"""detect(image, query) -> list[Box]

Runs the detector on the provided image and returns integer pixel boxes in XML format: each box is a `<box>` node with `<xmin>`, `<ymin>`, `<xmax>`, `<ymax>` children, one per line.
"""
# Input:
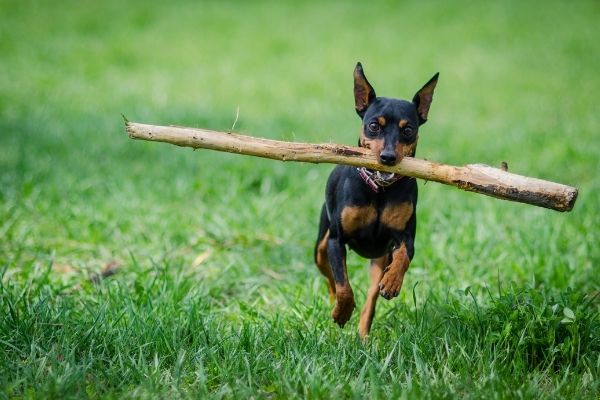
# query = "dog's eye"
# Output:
<box><xmin>404</xmin><ymin>127</ymin><xmax>414</xmax><ymax>135</ymax></box>
<box><xmin>367</xmin><ymin>122</ymin><xmax>381</xmax><ymax>134</ymax></box>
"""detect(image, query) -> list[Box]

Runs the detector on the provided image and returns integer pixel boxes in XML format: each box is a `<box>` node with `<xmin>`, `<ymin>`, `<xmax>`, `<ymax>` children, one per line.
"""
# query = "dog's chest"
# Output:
<box><xmin>339</xmin><ymin>202</ymin><xmax>412</xmax><ymax>258</ymax></box>
<box><xmin>340</xmin><ymin>202</ymin><xmax>413</xmax><ymax>237</ymax></box>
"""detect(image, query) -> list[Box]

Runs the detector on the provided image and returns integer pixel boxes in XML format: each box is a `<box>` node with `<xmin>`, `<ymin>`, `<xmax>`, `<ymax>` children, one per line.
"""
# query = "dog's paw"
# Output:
<box><xmin>331</xmin><ymin>298</ymin><xmax>356</xmax><ymax>327</ymax></box>
<box><xmin>378</xmin><ymin>268</ymin><xmax>404</xmax><ymax>300</ymax></box>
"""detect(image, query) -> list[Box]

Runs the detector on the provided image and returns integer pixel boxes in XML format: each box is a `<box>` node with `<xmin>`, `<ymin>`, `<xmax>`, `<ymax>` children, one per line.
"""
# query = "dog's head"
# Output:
<box><xmin>354</xmin><ymin>62</ymin><xmax>438</xmax><ymax>166</ymax></box>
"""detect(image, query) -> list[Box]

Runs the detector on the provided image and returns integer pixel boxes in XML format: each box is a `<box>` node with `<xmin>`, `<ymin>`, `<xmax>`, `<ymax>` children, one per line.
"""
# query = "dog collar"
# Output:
<box><xmin>357</xmin><ymin>167</ymin><xmax>403</xmax><ymax>193</ymax></box>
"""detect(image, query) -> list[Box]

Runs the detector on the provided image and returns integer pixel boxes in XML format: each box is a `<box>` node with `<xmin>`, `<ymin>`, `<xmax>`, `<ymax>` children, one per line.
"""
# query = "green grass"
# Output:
<box><xmin>1</xmin><ymin>0</ymin><xmax>599</xmax><ymax>398</ymax></box>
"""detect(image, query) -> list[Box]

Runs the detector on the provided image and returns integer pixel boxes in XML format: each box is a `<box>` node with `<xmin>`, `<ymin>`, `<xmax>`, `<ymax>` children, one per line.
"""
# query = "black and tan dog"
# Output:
<box><xmin>314</xmin><ymin>63</ymin><xmax>438</xmax><ymax>338</ymax></box>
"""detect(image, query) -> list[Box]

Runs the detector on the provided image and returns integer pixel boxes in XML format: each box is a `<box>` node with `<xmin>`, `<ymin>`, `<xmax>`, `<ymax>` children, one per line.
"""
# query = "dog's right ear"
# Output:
<box><xmin>354</xmin><ymin>62</ymin><xmax>376</xmax><ymax>118</ymax></box>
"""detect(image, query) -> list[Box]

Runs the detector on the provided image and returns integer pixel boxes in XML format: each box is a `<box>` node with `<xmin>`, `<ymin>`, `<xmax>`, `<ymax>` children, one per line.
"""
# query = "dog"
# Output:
<box><xmin>314</xmin><ymin>62</ymin><xmax>438</xmax><ymax>338</ymax></box>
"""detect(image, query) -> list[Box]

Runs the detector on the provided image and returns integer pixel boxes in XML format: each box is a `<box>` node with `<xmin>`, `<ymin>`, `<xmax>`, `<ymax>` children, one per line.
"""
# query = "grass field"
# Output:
<box><xmin>1</xmin><ymin>0</ymin><xmax>599</xmax><ymax>398</ymax></box>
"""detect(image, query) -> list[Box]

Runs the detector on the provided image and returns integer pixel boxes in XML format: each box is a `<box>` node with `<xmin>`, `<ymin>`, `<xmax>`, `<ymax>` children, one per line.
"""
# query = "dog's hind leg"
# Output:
<box><xmin>314</xmin><ymin>203</ymin><xmax>336</xmax><ymax>301</ymax></box>
<box><xmin>358</xmin><ymin>255</ymin><xmax>386</xmax><ymax>339</ymax></box>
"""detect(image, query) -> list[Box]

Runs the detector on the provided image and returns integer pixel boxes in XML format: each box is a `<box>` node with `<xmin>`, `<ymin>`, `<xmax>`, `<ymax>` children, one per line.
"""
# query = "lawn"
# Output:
<box><xmin>1</xmin><ymin>0</ymin><xmax>599</xmax><ymax>398</ymax></box>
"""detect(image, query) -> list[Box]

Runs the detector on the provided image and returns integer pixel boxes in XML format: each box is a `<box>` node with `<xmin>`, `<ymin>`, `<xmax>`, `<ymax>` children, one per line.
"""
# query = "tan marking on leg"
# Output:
<box><xmin>315</xmin><ymin>230</ymin><xmax>335</xmax><ymax>301</ymax></box>
<box><xmin>379</xmin><ymin>244</ymin><xmax>410</xmax><ymax>299</ymax></box>
<box><xmin>377</xmin><ymin>116</ymin><xmax>386</xmax><ymax>126</ymax></box>
<box><xmin>398</xmin><ymin>119</ymin><xmax>408</xmax><ymax>128</ymax></box>
<box><xmin>380</xmin><ymin>202</ymin><xmax>414</xmax><ymax>231</ymax></box>
<box><xmin>341</xmin><ymin>205</ymin><xmax>377</xmax><ymax>234</ymax></box>
<box><xmin>358</xmin><ymin>256</ymin><xmax>385</xmax><ymax>339</ymax></box>
<box><xmin>332</xmin><ymin>282</ymin><xmax>355</xmax><ymax>327</ymax></box>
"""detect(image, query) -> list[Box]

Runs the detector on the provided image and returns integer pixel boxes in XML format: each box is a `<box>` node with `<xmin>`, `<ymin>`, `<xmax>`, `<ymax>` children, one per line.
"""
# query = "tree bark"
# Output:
<box><xmin>125</xmin><ymin>121</ymin><xmax>578</xmax><ymax>212</ymax></box>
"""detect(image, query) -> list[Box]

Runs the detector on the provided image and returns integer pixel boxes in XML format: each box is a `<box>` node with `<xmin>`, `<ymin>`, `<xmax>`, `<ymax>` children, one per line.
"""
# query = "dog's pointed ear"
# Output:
<box><xmin>354</xmin><ymin>62</ymin><xmax>376</xmax><ymax>117</ymax></box>
<box><xmin>412</xmin><ymin>72</ymin><xmax>439</xmax><ymax>125</ymax></box>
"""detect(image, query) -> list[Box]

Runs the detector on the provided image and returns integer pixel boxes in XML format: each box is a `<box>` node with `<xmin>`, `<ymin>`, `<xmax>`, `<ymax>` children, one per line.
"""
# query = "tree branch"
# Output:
<box><xmin>125</xmin><ymin>121</ymin><xmax>578</xmax><ymax>212</ymax></box>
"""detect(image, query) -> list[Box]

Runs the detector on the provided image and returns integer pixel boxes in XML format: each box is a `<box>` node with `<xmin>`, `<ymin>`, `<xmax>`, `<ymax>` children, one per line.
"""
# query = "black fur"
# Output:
<box><xmin>314</xmin><ymin>63</ymin><xmax>438</xmax><ymax>333</ymax></box>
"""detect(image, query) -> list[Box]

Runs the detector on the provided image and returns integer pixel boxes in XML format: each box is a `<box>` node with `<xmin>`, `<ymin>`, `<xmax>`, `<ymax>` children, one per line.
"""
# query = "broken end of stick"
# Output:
<box><xmin>124</xmin><ymin>119</ymin><xmax>139</xmax><ymax>140</ymax></box>
<box><xmin>462</xmin><ymin>164</ymin><xmax>579</xmax><ymax>212</ymax></box>
<box><xmin>563</xmin><ymin>187</ymin><xmax>579</xmax><ymax>212</ymax></box>
<box><xmin>125</xmin><ymin>123</ymin><xmax>134</xmax><ymax>138</ymax></box>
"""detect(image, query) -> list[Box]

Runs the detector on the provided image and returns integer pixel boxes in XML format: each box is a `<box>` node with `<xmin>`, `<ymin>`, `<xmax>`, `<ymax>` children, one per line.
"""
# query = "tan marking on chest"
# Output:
<box><xmin>381</xmin><ymin>202</ymin><xmax>414</xmax><ymax>231</ymax></box>
<box><xmin>341</xmin><ymin>205</ymin><xmax>377</xmax><ymax>234</ymax></box>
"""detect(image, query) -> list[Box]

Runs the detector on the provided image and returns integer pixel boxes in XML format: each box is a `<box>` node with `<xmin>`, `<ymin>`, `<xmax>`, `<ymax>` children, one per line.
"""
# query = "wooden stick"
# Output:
<box><xmin>125</xmin><ymin>121</ymin><xmax>578</xmax><ymax>212</ymax></box>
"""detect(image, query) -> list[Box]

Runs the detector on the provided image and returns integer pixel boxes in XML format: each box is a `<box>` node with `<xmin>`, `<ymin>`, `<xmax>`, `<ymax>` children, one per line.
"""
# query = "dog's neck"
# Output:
<box><xmin>357</xmin><ymin>167</ymin><xmax>403</xmax><ymax>193</ymax></box>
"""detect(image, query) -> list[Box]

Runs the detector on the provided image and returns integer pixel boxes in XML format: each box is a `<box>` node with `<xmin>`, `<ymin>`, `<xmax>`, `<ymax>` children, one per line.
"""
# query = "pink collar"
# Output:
<box><xmin>357</xmin><ymin>167</ymin><xmax>403</xmax><ymax>193</ymax></box>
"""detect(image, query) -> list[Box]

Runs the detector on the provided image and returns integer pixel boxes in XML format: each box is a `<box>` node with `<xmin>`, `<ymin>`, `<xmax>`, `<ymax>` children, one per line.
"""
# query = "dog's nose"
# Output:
<box><xmin>379</xmin><ymin>151</ymin><xmax>397</xmax><ymax>165</ymax></box>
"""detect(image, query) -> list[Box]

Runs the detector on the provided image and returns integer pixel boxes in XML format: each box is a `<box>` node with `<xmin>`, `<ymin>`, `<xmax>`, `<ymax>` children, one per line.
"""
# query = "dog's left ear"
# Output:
<box><xmin>412</xmin><ymin>72</ymin><xmax>439</xmax><ymax>125</ymax></box>
<box><xmin>354</xmin><ymin>62</ymin><xmax>376</xmax><ymax>117</ymax></box>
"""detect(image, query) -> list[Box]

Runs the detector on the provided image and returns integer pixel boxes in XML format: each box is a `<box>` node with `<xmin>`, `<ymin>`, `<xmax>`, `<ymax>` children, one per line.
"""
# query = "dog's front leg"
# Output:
<box><xmin>327</xmin><ymin>233</ymin><xmax>355</xmax><ymax>327</ymax></box>
<box><xmin>378</xmin><ymin>241</ymin><xmax>412</xmax><ymax>300</ymax></box>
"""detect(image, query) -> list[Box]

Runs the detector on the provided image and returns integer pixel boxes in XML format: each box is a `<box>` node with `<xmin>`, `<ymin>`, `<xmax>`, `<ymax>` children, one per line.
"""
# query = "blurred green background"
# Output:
<box><xmin>1</xmin><ymin>0</ymin><xmax>599</xmax><ymax>397</ymax></box>
<box><xmin>1</xmin><ymin>0</ymin><xmax>597</xmax><ymax>288</ymax></box>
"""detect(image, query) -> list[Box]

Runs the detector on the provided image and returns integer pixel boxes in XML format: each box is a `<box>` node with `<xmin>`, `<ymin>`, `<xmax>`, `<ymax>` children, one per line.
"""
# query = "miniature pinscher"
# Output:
<box><xmin>314</xmin><ymin>63</ymin><xmax>438</xmax><ymax>338</ymax></box>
